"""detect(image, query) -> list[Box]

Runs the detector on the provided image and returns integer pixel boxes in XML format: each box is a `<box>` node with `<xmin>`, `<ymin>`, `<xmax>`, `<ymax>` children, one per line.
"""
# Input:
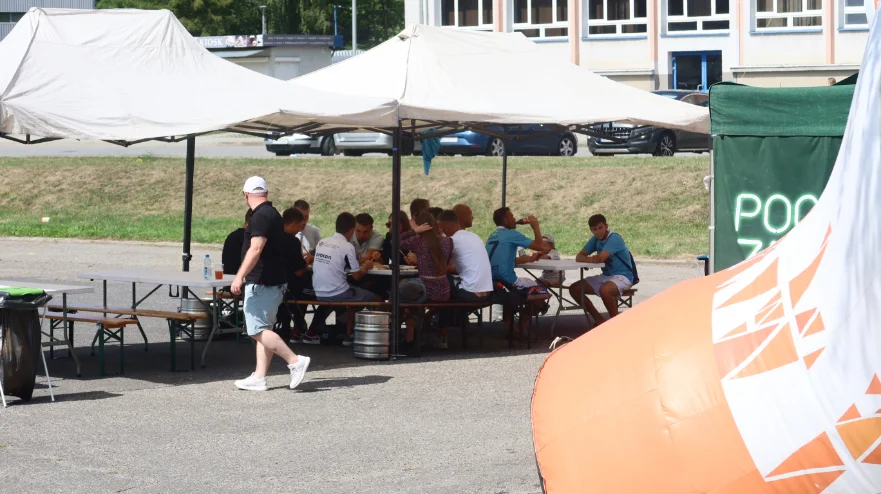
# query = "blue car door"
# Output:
<box><xmin>517</xmin><ymin>124</ymin><xmax>553</xmax><ymax>154</ymax></box>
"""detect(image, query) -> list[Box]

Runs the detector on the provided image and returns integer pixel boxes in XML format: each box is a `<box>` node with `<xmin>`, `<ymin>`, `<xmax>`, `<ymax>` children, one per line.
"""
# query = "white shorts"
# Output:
<box><xmin>584</xmin><ymin>275</ymin><xmax>632</xmax><ymax>296</ymax></box>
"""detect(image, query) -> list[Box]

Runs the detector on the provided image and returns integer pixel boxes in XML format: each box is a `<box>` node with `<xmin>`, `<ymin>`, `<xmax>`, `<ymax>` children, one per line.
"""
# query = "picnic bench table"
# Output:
<box><xmin>0</xmin><ymin>280</ymin><xmax>93</xmax><ymax>377</ymax></box>
<box><xmin>518</xmin><ymin>260</ymin><xmax>604</xmax><ymax>335</ymax></box>
<box><xmin>78</xmin><ymin>269</ymin><xmax>236</xmax><ymax>370</ymax></box>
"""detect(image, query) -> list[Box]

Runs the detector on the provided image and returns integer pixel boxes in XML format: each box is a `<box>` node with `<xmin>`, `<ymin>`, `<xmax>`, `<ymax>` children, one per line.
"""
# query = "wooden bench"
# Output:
<box><xmin>49</xmin><ymin>304</ymin><xmax>209</xmax><ymax>372</ymax></box>
<box><xmin>618</xmin><ymin>288</ymin><xmax>637</xmax><ymax>310</ymax></box>
<box><xmin>45</xmin><ymin>312</ymin><xmax>139</xmax><ymax>377</ymax></box>
<box><xmin>287</xmin><ymin>299</ymin><xmax>501</xmax><ymax>356</ymax></box>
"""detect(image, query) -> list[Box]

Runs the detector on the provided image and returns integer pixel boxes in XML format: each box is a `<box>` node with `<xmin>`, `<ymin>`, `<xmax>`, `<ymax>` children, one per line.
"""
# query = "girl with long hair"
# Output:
<box><xmin>399</xmin><ymin>211</ymin><xmax>454</xmax><ymax>345</ymax></box>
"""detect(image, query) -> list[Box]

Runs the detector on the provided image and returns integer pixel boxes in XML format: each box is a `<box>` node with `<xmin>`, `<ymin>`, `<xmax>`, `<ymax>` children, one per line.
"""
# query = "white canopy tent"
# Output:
<box><xmin>0</xmin><ymin>8</ymin><xmax>397</xmax><ymax>143</ymax></box>
<box><xmin>285</xmin><ymin>24</ymin><xmax>709</xmax><ymax>134</ymax></box>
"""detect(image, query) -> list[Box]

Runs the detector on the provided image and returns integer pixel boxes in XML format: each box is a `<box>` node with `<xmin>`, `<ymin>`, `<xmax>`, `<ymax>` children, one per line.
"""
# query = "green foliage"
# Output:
<box><xmin>96</xmin><ymin>0</ymin><xmax>405</xmax><ymax>48</ymax></box>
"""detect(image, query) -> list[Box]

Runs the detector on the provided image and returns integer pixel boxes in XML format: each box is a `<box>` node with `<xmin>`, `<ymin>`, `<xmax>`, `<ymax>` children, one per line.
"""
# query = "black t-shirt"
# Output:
<box><xmin>222</xmin><ymin>228</ymin><xmax>246</xmax><ymax>275</ymax></box>
<box><xmin>242</xmin><ymin>202</ymin><xmax>287</xmax><ymax>286</ymax></box>
<box><xmin>382</xmin><ymin>232</ymin><xmax>411</xmax><ymax>266</ymax></box>
<box><xmin>283</xmin><ymin>234</ymin><xmax>307</xmax><ymax>282</ymax></box>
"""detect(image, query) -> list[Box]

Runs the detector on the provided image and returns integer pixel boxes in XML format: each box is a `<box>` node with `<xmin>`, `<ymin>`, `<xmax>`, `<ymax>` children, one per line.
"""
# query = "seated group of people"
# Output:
<box><xmin>222</xmin><ymin>197</ymin><xmax>636</xmax><ymax>348</ymax></box>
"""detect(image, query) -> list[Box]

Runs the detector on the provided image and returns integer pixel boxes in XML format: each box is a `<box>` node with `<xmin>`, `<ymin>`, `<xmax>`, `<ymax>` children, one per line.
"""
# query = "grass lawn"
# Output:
<box><xmin>0</xmin><ymin>154</ymin><xmax>710</xmax><ymax>258</ymax></box>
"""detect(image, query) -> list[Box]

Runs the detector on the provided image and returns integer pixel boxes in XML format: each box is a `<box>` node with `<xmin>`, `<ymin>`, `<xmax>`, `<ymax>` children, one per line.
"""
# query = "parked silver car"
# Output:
<box><xmin>333</xmin><ymin>132</ymin><xmax>422</xmax><ymax>156</ymax></box>
<box><xmin>264</xmin><ymin>133</ymin><xmax>337</xmax><ymax>156</ymax></box>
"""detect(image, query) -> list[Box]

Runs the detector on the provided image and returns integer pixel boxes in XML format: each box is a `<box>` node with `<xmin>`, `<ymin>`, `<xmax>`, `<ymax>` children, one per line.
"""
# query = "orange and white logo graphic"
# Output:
<box><xmin>712</xmin><ymin>225</ymin><xmax>881</xmax><ymax>492</ymax></box>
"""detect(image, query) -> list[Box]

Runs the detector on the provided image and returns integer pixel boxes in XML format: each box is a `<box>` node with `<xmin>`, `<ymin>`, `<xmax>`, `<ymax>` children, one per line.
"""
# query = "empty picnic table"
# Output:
<box><xmin>78</xmin><ymin>269</ymin><xmax>236</xmax><ymax>369</ymax></box>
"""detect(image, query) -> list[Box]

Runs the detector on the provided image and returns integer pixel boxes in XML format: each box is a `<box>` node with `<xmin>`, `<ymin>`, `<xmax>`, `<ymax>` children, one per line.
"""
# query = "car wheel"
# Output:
<box><xmin>320</xmin><ymin>137</ymin><xmax>336</xmax><ymax>156</ymax></box>
<box><xmin>486</xmin><ymin>138</ymin><xmax>505</xmax><ymax>157</ymax></box>
<box><xmin>343</xmin><ymin>150</ymin><xmax>363</xmax><ymax>157</ymax></box>
<box><xmin>559</xmin><ymin>136</ymin><xmax>576</xmax><ymax>157</ymax></box>
<box><xmin>653</xmin><ymin>133</ymin><xmax>676</xmax><ymax>157</ymax></box>
<box><xmin>274</xmin><ymin>152</ymin><xmax>290</xmax><ymax>157</ymax></box>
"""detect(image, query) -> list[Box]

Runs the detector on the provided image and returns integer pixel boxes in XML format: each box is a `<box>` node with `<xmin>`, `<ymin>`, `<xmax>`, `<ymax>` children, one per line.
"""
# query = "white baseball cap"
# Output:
<box><xmin>542</xmin><ymin>234</ymin><xmax>556</xmax><ymax>245</ymax></box>
<box><xmin>242</xmin><ymin>176</ymin><xmax>268</xmax><ymax>194</ymax></box>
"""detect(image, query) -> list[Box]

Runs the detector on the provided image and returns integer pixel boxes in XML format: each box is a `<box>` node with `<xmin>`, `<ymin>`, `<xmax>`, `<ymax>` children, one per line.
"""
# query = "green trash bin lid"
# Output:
<box><xmin>0</xmin><ymin>287</ymin><xmax>46</xmax><ymax>298</ymax></box>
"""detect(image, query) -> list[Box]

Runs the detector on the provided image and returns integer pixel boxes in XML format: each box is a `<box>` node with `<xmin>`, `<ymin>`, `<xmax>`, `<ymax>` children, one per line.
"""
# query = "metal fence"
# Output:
<box><xmin>331</xmin><ymin>49</ymin><xmax>364</xmax><ymax>64</ymax></box>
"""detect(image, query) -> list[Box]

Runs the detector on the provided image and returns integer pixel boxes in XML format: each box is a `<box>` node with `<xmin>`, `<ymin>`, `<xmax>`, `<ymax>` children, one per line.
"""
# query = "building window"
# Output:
<box><xmin>0</xmin><ymin>12</ymin><xmax>24</xmax><ymax>23</ymax></box>
<box><xmin>842</xmin><ymin>0</ymin><xmax>869</xmax><ymax>27</ymax></box>
<box><xmin>586</xmin><ymin>0</ymin><xmax>648</xmax><ymax>36</ymax></box>
<box><xmin>666</xmin><ymin>0</ymin><xmax>730</xmax><ymax>32</ymax></box>
<box><xmin>755</xmin><ymin>0</ymin><xmax>822</xmax><ymax>30</ymax></box>
<box><xmin>513</xmin><ymin>0</ymin><xmax>569</xmax><ymax>37</ymax></box>
<box><xmin>441</xmin><ymin>0</ymin><xmax>493</xmax><ymax>27</ymax></box>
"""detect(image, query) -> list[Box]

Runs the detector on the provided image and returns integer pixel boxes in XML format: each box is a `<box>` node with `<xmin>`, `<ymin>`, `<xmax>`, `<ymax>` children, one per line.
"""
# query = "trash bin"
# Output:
<box><xmin>0</xmin><ymin>288</ymin><xmax>52</xmax><ymax>401</ymax></box>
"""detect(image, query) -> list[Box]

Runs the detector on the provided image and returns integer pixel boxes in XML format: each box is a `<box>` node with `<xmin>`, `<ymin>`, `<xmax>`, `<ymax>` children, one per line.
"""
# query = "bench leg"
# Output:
<box><xmin>460</xmin><ymin>310</ymin><xmax>468</xmax><ymax>350</ymax></box>
<box><xmin>98</xmin><ymin>326</ymin><xmax>105</xmax><ymax>377</ymax></box>
<box><xmin>415</xmin><ymin>309</ymin><xmax>423</xmax><ymax>358</ymax></box>
<box><xmin>135</xmin><ymin>319</ymin><xmax>149</xmax><ymax>352</ymax></box>
<box><xmin>119</xmin><ymin>326</ymin><xmax>125</xmax><ymax>375</ymax></box>
<box><xmin>189</xmin><ymin>322</ymin><xmax>195</xmax><ymax>372</ymax></box>
<box><xmin>168</xmin><ymin>320</ymin><xmax>177</xmax><ymax>373</ymax></box>
<box><xmin>90</xmin><ymin>327</ymin><xmax>98</xmax><ymax>356</ymax></box>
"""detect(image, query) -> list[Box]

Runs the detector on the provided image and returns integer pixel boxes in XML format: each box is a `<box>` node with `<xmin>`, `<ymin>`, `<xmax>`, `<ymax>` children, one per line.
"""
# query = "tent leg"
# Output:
<box><xmin>182</xmin><ymin>136</ymin><xmax>196</xmax><ymax>274</ymax></box>
<box><xmin>390</xmin><ymin>123</ymin><xmax>402</xmax><ymax>358</ymax></box>
<box><xmin>501</xmin><ymin>142</ymin><xmax>508</xmax><ymax>208</ymax></box>
<box><xmin>708</xmin><ymin>146</ymin><xmax>715</xmax><ymax>274</ymax></box>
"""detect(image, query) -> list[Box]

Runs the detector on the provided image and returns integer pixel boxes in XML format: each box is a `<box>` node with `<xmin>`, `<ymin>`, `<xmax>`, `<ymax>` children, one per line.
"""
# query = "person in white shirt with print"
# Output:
<box><xmin>312</xmin><ymin>212</ymin><xmax>382</xmax><ymax>343</ymax></box>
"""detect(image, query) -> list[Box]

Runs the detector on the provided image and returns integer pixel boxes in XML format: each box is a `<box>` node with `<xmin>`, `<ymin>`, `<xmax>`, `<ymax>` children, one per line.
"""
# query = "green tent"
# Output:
<box><xmin>708</xmin><ymin>77</ymin><xmax>856</xmax><ymax>272</ymax></box>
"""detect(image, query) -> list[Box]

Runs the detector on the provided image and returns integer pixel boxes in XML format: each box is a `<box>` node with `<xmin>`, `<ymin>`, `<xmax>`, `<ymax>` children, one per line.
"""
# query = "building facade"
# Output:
<box><xmin>198</xmin><ymin>34</ymin><xmax>337</xmax><ymax>80</ymax></box>
<box><xmin>404</xmin><ymin>0</ymin><xmax>869</xmax><ymax>89</ymax></box>
<box><xmin>0</xmin><ymin>0</ymin><xmax>94</xmax><ymax>41</ymax></box>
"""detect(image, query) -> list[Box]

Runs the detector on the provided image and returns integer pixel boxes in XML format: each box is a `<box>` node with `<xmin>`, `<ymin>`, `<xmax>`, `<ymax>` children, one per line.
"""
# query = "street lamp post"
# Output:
<box><xmin>259</xmin><ymin>5</ymin><xmax>267</xmax><ymax>36</ymax></box>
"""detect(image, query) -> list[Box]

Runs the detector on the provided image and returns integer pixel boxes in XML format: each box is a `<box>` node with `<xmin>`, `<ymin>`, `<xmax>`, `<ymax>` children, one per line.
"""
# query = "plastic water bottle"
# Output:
<box><xmin>203</xmin><ymin>254</ymin><xmax>211</xmax><ymax>280</ymax></box>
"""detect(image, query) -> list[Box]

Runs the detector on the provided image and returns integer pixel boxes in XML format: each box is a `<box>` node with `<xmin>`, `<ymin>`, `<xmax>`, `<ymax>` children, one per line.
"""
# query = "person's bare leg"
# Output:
<box><xmin>253</xmin><ymin>339</ymin><xmax>272</xmax><ymax>378</ymax></box>
<box><xmin>599</xmin><ymin>282</ymin><xmax>621</xmax><ymax>319</ymax></box>
<box><xmin>569</xmin><ymin>280</ymin><xmax>604</xmax><ymax>324</ymax></box>
<box><xmin>253</xmin><ymin>330</ymin><xmax>299</xmax><ymax>377</ymax></box>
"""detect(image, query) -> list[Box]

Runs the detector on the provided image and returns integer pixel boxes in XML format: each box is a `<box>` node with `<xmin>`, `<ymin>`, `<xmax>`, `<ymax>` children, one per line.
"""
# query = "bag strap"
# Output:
<box><xmin>607</xmin><ymin>233</ymin><xmax>636</xmax><ymax>276</ymax></box>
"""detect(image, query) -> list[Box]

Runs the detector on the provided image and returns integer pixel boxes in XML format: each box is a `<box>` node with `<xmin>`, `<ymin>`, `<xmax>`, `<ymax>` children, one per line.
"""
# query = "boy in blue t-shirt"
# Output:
<box><xmin>569</xmin><ymin>214</ymin><xmax>635</xmax><ymax>327</ymax></box>
<box><xmin>486</xmin><ymin>206</ymin><xmax>551</xmax><ymax>327</ymax></box>
<box><xmin>486</xmin><ymin>207</ymin><xmax>550</xmax><ymax>287</ymax></box>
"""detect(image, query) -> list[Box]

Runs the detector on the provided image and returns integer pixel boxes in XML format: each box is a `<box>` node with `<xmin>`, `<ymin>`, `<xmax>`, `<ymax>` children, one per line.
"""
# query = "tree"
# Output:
<box><xmin>97</xmin><ymin>0</ymin><xmax>405</xmax><ymax>48</ymax></box>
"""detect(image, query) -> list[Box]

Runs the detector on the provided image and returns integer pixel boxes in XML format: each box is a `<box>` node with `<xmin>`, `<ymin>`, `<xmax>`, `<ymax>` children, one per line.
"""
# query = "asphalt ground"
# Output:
<box><xmin>0</xmin><ymin>237</ymin><xmax>697</xmax><ymax>493</ymax></box>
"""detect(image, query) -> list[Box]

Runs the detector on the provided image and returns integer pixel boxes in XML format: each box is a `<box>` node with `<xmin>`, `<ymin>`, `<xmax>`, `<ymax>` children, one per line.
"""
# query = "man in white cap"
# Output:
<box><xmin>231</xmin><ymin>176</ymin><xmax>310</xmax><ymax>391</ymax></box>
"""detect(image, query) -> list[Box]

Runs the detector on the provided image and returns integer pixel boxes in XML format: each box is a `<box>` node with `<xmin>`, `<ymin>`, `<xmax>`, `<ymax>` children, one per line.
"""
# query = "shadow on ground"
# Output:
<box><xmin>31</xmin><ymin>311</ymin><xmax>595</xmax><ymax>401</ymax></box>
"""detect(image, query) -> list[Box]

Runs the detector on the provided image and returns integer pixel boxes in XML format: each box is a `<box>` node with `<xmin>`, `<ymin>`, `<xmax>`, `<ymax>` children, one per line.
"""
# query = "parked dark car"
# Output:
<box><xmin>439</xmin><ymin>125</ymin><xmax>578</xmax><ymax>157</ymax></box>
<box><xmin>587</xmin><ymin>90</ymin><xmax>709</xmax><ymax>157</ymax></box>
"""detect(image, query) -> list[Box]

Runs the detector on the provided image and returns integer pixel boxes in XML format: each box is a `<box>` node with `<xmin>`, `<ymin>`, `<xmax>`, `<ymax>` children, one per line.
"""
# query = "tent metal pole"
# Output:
<box><xmin>182</xmin><ymin>136</ymin><xmax>195</xmax><ymax>274</ymax></box>
<box><xmin>708</xmin><ymin>145</ymin><xmax>716</xmax><ymax>275</ymax></box>
<box><xmin>390</xmin><ymin>122</ymin><xmax>402</xmax><ymax>358</ymax></box>
<box><xmin>501</xmin><ymin>141</ymin><xmax>508</xmax><ymax>208</ymax></box>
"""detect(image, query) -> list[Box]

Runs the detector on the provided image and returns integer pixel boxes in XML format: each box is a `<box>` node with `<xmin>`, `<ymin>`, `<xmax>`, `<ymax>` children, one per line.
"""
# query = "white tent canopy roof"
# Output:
<box><xmin>287</xmin><ymin>25</ymin><xmax>710</xmax><ymax>134</ymax></box>
<box><xmin>0</xmin><ymin>8</ymin><xmax>397</xmax><ymax>142</ymax></box>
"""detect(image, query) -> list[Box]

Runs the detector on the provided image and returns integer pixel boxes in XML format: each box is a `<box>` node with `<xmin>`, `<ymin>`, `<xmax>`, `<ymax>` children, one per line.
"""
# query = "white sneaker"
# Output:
<box><xmin>235</xmin><ymin>373</ymin><xmax>268</xmax><ymax>391</ymax></box>
<box><xmin>288</xmin><ymin>356</ymin><xmax>311</xmax><ymax>390</ymax></box>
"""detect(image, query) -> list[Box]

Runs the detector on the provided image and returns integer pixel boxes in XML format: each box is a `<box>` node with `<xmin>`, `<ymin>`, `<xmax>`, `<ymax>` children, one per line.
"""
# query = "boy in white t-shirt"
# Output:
<box><xmin>538</xmin><ymin>234</ymin><xmax>566</xmax><ymax>287</ymax></box>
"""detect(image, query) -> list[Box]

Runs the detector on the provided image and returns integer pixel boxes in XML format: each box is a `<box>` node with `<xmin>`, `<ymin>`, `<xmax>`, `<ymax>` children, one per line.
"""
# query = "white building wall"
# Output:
<box><xmin>410</xmin><ymin>0</ymin><xmax>869</xmax><ymax>89</ymax></box>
